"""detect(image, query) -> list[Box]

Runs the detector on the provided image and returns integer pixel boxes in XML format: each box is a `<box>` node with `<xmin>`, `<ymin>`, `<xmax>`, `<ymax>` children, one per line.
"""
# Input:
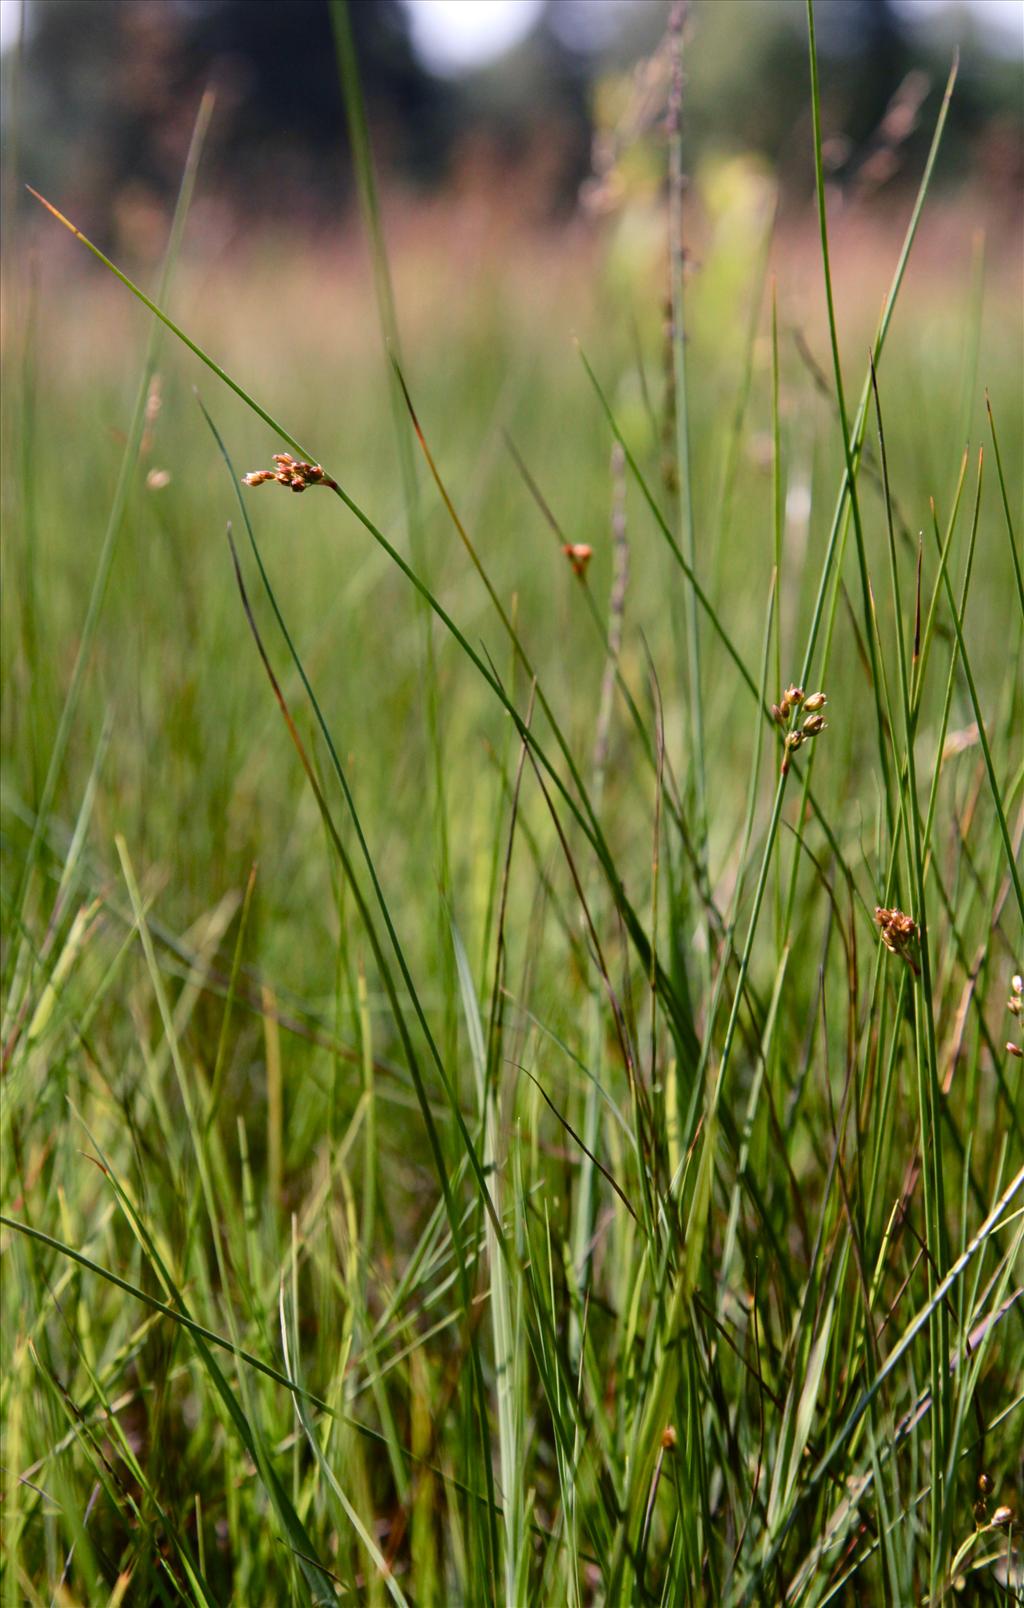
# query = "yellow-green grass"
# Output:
<box><xmin>2</xmin><ymin>25</ymin><xmax>1022</xmax><ymax>1604</ymax></box>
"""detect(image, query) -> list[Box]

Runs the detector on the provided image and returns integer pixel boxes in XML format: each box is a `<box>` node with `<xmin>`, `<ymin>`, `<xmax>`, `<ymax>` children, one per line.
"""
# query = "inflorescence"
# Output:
<box><xmin>874</xmin><ymin>906</ymin><xmax>920</xmax><ymax>975</ymax></box>
<box><xmin>243</xmin><ymin>453</ymin><xmax>339</xmax><ymax>494</ymax></box>
<box><xmin>562</xmin><ymin>542</ymin><xmax>593</xmax><ymax>579</ymax></box>
<box><xmin>772</xmin><ymin>684</ymin><xmax>828</xmax><ymax>776</ymax></box>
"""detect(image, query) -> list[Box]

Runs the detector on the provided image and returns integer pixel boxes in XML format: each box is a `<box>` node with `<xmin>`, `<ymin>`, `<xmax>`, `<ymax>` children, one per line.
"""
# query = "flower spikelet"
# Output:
<box><xmin>776</xmin><ymin>684</ymin><xmax>827</xmax><ymax>774</ymax></box>
<box><xmin>875</xmin><ymin>906</ymin><xmax>919</xmax><ymax>974</ymax></box>
<box><xmin>562</xmin><ymin>543</ymin><xmax>593</xmax><ymax>580</ymax></box>
<box><xmin>243</xmin><ymin>453</ymin><xmax>338</xmax><ymax>494</ymax></box>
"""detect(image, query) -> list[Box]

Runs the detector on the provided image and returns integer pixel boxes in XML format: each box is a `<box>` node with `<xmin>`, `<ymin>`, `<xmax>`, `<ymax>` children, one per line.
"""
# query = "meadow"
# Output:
<box><xmin>2</xmin><ymin>13</ymin><xmax>1023</xmax><ymax>1605</ymax></box>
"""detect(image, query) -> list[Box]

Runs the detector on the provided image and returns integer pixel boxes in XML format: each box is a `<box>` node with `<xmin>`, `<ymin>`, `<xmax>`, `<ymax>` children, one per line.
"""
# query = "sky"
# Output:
<box><xmin>400</xmin><ymin>0</ymin><xmax>545</xmax><ymax>76</ymax></box>
<box><xmin>892</xmin><ymin>0</ymin><xmax>1024</xmax><ymax>54</ymax></box>
<box><xmin>396</xmin><ymin>0</ymin><xmax>1023</xmax><ymax>71</ymax></box>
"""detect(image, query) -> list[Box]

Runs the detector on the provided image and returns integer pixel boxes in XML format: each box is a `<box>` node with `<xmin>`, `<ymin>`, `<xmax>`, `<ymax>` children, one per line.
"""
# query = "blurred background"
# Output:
<box><xmin>4</xmin><ymin>0</ymin><xmax>1022</xmax><ymax>244</ymax></box>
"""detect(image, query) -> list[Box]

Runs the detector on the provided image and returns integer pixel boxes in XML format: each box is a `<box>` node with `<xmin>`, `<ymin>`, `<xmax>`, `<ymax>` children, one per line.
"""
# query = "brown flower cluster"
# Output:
<box><xmin>875</xmin><ymin>906</ymin><xmax>919</xmax><ymax>974</ymax></box>
<box><xmin>974</xmin><ymin>1471</ymin><xmax>1015</xmax><ymax>1531</ymax></box>
<box><xmin>242</xmin><ymin>453</ymin><xmax>338</xmax><ymax>494</ymax></box>
<box><xmin>772</xmin><ymin>684</ymin><xmax>828</xmax><ymax>775</ymax></box>
<box><xmin>562</xmin><ymin>542</ymin><xmax>593</xmax><ymax>580</ymax></box>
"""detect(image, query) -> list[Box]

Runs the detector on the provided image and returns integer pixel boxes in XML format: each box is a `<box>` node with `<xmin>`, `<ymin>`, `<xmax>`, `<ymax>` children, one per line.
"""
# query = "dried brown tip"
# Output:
<box><xmin>661</xmin><ymin>1425</ymin><xmax>678</xmax><ymax>1450</ymax></box>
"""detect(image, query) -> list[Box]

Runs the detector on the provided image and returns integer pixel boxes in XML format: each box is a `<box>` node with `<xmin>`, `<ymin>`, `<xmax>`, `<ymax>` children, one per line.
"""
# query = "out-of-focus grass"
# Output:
<box><xmin>2</xmin><ymin>33</ymin><xmax>1023</xmax><ymax>1603</ymax></box>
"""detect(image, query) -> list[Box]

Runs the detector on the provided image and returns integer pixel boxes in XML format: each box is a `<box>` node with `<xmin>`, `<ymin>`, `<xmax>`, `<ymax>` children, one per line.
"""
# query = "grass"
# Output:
<box><xmin>2</xmin><ymin>5</ymin><xmax>1023</xmax><ymax>1602</ymax></box>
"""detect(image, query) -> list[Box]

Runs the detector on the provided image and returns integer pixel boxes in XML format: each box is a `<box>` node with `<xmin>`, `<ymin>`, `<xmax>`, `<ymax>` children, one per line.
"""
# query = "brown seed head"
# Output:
<box><xmin>243</xmin><ymin>453</ymin><xmax>337</xmax><ymax>494</ymax></box>
<box><xmin>1008</xmin><ymin>1042</ymin><xmax>1023</xmax><ymax>1059</ymax></box>
<box><xmin>563</xmin><ymin>542</ymin><xmax>593</xmax><ymax>580</ymax></box>
<box><xmin>780</xmin><ymin>729</ymin><xmax>804</xmax><ymax>776</ymax></box>
<box><xmin>875</xmin><ymin>907</ymin><xmax>919</xmax><ymax>969</ymax></box>
<box><xmin>661</xmin><ymin>1425</ymin><xmax>678</xmax><ymax>1450</ymax></box>
<box><xmin>978</xmin><ymin>1473</ymin><xmax>994</xmax><ymax>1496</ymax></box>
<box><xmin>777</xmin><ymin>684</ymin><xmax>827</xmax><ymax>772</ymax></box>
<box><xmin>992</xmin><ymin>1505</ymin><xmax>1014</xmax><ymax>1528</ymax></box>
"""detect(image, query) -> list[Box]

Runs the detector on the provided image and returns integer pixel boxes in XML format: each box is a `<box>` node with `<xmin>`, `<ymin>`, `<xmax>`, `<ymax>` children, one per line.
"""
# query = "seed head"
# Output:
<box><xmin>875</xmin><ymin>907</ymin><xmax>919</xmax><ymax>973</ymax></box>
<box><xmin>562</xmin><ymin>542</ymin><xmax>593</xmax><ymax>580</ymax></box>
<box><xmin>777</xmin><ymin>683</ymin><xmax>805</xmax><ymax>720</ymax></box>
<box><xmin>1008</xmin><ymin>1042</ymin><xmax>1023</xmax><ymax>1059</ymax></box>
<box><xmin>777</xmin><ymin>682</ymin><xmax>828</xmax><ymax>773</ymax></box>
<box><xmin>242</xmin><ymin>453</ymin><xmax>338</xmax><ymax>494</ymax></box>
<box><xmin>661</xmin><ymin>1424</ymin><xmax>678</xmax><ymax>1450</ymax></box>
<box><xmin>992</xmin><ymin>1505</ymin><xmax>1014</xmax><ymax>1528</ymax></box>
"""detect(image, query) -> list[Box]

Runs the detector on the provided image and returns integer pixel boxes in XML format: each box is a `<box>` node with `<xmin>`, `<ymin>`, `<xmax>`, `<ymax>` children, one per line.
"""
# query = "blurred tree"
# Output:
<box><xmin>12</xmin><ymin>0</ymin><xmax>450</xmax><ymax>243</ymax></box>
<box><xmin>6</xmin><ymin>0</ymin><xmax>1020</xmax><ymax>246</ymax></box>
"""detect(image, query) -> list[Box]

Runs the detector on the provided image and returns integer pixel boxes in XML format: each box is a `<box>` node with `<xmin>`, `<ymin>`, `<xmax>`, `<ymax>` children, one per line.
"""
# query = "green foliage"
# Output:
<box><xmin>2</xmin><ymin>8</ymin><xmax>1022</xmax><ymax>1603</ymax></box>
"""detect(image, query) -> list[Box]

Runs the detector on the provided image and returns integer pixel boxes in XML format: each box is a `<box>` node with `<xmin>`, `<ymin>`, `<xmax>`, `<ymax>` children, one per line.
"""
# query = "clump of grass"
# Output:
<box><xmin>3</xmin><ymin>3</ymin><xmax>1022</xmax><ymax>1603</ymax></box>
